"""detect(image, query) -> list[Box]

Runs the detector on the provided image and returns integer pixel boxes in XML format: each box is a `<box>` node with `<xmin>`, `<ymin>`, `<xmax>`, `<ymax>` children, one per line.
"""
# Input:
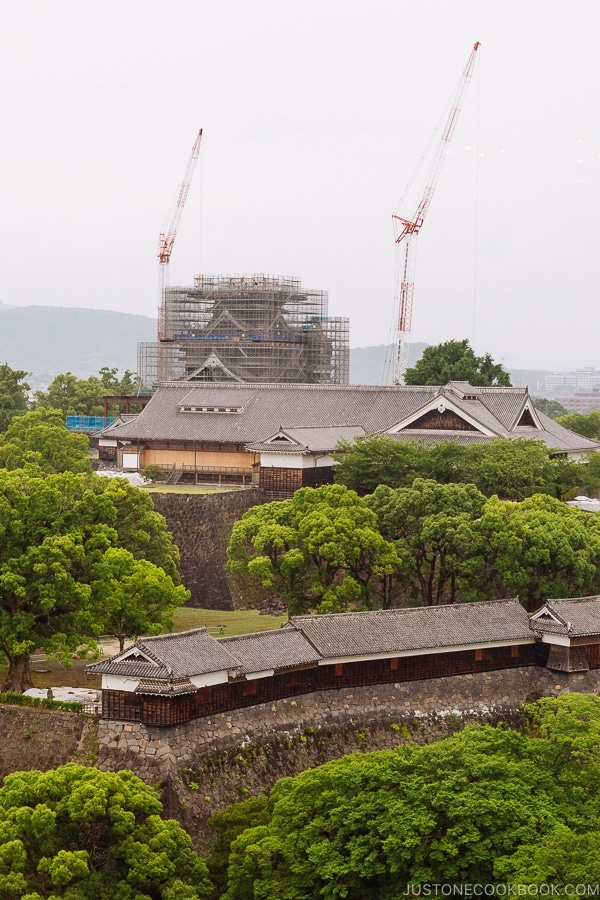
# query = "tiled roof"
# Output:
<box><xmin>135</xmin><ymin>678</ymin><xmax>197</xmax><ymax>695</ymax></box>
<box><xmin>86</xmin><ymin>628</ymin><xmax>239</xmax><ymax>678</ymax></box>
<box><xmin>98</xmin><ymin>382</ymin><xmax>436</xmax><ymax>444</ymax></box>
<box><xmin>289</xmin><ymin>600</ymin><xmax>533</xmax><ymax>659</ymax></box>
<box><xmin>219</xmin><ymin>629</ymin><xmax>321</xmax><ymax>675</ymax></box>
<box><xmin>96</xmin><ymin>381</ymin><xmax>599</xmax><ymax>457</ymax></box>
<box><xmin>530</xmin><ymin>596</ymin><xmax>600</xmax><ymax>637</ymax></box>
<box><xmin>247</xmin><ymin>425</ymin><xmax>365</xmax><ymax>454</ymax></box>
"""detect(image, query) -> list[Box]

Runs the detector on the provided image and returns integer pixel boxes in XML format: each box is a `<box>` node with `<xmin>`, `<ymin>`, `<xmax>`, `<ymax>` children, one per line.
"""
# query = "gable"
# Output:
<box><xmin>516</xmin><ymin>408</ymin><xmax>537</xmax><ymax>427</ymax></box>
<box><xmin>408</xmin><ymin>408</ymin><xmax>479</xmax><ymax>432</ymax></box>
<box><xmin>386</xmin><ymin>395</ymin><xmax>496</xmax><ymax>437</ymax></box>
<box><xmin>118</xmin><ymin>647</ymin><xmax>158</xmax><ymax>667</ymax></box>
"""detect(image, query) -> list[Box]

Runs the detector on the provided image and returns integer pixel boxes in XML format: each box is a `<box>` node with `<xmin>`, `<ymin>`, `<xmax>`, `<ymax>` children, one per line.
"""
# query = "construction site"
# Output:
<box><xmin>138</xmin><ymin>273</ymin><xmax>349</xmax><ymax>387</ymax></box>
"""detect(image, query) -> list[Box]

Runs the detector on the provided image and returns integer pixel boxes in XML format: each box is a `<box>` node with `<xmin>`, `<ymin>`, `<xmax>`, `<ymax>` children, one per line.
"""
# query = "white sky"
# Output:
<box><xmin>2</xmin><ymin>1</ymin><xmax>600</xmax><ymax>370</ymax></box>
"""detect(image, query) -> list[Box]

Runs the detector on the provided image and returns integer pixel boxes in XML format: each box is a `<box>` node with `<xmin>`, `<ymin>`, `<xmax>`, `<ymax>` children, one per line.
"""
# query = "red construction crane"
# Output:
<box><xmin>157</xmin><ymin>128</ymin><xmax>203</xmax><ymax>343</ymax></box>
<box><xmin>392</xmin><ymin>42</ymin><xmax>480</xmax><ymax>384</ymax></box>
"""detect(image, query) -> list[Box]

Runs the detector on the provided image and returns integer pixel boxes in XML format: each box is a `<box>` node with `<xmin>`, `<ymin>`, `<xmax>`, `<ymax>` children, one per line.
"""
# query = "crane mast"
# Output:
<box><xmin>392</xmin><ymin>42</ymin><xmax>480</xmax><ymax>384</ymax></box>
<box><xmin>157</xmin><ymin>128</ymin><xmax>203</xmax><ymax>348</ymax></box>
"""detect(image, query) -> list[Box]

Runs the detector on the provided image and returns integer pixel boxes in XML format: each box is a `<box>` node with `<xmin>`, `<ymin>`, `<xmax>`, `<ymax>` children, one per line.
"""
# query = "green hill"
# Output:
<box><xmin>0</xmin><ymin>304</ymin><xmax>156</xmax><ymax>387</ymax></box>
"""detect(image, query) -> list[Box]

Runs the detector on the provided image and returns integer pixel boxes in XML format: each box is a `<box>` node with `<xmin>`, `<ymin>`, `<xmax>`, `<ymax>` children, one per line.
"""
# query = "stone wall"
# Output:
<box><xmin>0</xmin><ymin>705</ymin><xmax>97</xmax><ymax>777</ymax></box>
<box><xmin>149</xmin><ymin>489</ymin><xmax>268</xmax><ymax>610</ymax></box>
<box><xmin>95</xmin><ymin>666</ymin><xmax>600</xmax><ymax>846</ymax></box>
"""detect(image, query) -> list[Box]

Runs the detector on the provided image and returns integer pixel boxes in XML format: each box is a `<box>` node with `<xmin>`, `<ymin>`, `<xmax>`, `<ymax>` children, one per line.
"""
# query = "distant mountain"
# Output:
<box><xmin>349</xmin><ymin>343</ymin><xmax>552</xmax><ymax>393</ymax></box>
<box><xmin>0</xmin><ymin>305</ymin><xmax>156</xmax><ymax>388</ymax></box>
<box><xmin>0</xmin><ymin>304</ymin><xmax>552</xmax><ymax>393</ymax></box>
<box><xmin>349</xmin><ymin>342</ymin><xmax>429</xmax><ymax>385</ymax></box>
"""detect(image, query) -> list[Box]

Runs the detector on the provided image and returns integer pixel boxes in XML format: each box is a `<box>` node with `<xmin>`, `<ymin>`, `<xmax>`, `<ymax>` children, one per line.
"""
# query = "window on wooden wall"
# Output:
<box><xmin>511</xmin><ymin>645</ymin><xmax>519</xmax><ymax>658</ymax></box>
<box><xmin>474</xmin><ymin>649</ymin><xmax>484</xmax><ymax>662</ymax></box>
<box><xmin>390</xmin><ymin>657</ymin><xmax>399</xmax><ymax>671</ymax></box>
<box><xmin>334</xmin><ymin>664</ymin><xmax>343</xmax><ymax>677</ymax></box>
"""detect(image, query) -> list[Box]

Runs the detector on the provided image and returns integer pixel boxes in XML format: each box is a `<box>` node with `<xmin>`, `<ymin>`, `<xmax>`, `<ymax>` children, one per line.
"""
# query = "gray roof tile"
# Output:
<box><xmin>531</xmin><ymin>596</ymin><xmax>600</xmax><ymax>637</ymax></box>
<box><xmin>97</xmin><ymin>382</ymin><xmax>598</xmax><ymax>457</ymax></box>
<box><xmin>86</xmin><ymin>628</ymin><xmax>239</xmax><ymax>678</ymax></box>
<box><xmin>219</xmin><ymin>629</ymin><xmax>321</xmax><ymax>674</ymax></box>
<box><xmin>289</xmin><ymin>599</ymin><xmax>533</xmax><ymax>658</ymax></box>
<box><xmin>247</xmin><ymin>425</ymin><xmax>365</xmax><ymax>454</ymax></box>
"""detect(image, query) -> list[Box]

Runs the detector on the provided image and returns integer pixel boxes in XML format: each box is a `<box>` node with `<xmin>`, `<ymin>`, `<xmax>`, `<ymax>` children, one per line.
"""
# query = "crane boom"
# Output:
<box><xmin>157</xmin><ymin>128</ymin><xmax>203</xmax><ymax>345</ymax></box>
<box><xmin>392</xmin><ymin>42</ymin><xmax>479</xmax><ymax>384</ymax></box>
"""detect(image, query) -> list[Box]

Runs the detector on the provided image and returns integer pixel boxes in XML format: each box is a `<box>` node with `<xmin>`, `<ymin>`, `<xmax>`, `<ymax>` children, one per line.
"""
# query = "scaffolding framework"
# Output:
<box><xmin>139</xmin><ymin>274</ymin><xmax>349</xmax><ymax>387</ymax></box>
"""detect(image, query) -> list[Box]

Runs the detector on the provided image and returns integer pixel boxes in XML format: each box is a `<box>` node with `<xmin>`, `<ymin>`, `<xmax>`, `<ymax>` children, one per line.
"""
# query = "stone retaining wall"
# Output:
<box><xmin>95</xmin><ymin>666</ymin><xmax>600</xmax><ymax>845</ymax></box>
<box><xmin>149</xmin><ymin>489</ymin><xmax>268</xmax><ymax>609</ymax></box>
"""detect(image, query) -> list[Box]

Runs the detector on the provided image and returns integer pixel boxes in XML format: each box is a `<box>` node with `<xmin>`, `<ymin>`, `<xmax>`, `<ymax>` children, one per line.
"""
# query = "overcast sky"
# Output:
<box><xmin>2</xmin><ymin>1</ymin><xmax>600</xmax><ymax>370</ymax></box>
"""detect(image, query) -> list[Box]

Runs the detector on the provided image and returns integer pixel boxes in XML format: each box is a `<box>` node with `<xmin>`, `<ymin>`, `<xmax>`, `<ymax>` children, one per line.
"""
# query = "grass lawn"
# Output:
<box><xmin>29</xmin><ymin>607</ymin><xmax>285</xmax><ymax>690</ymax></box>
<box><xmin>173</xmin><ymin>606</ymin><xmax>285</xmax><ymax>636</ymax></box>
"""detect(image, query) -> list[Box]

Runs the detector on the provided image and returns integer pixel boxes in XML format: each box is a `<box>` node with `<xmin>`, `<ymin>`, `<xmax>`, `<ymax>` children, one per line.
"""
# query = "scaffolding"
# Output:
<box><xmin>139</xmin><ymin>274</ymin><xmax>349</xmax><ymax>387</ymax></box>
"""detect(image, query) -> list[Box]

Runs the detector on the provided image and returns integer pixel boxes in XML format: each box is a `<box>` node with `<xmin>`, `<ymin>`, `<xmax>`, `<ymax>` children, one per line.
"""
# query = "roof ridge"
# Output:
<box><xmin>138</xmin><ymin>627</ymin><xmax>207</xmax><ymax>642</ymax></box>
<box><xmin>219</xmin><ymin>628</ymin><xmax>289</xmax><ymax>643</ymax></box>
<box><xmin>291</xmin><ymin>598</ymin><xmax>521</xmax><ymax>622</ymax></box>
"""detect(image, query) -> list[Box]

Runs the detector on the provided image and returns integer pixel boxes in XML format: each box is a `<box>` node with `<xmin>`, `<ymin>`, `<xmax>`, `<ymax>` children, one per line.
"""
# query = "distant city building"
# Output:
<box><xmin>555</xmin><ymin>393</ymin><xmax>600</xmax><ymax>413</ymax></box>
<box><xmin>546</xmin><ymin>367</ymin><xmax>600</xmax><ymax>391</ymax></box>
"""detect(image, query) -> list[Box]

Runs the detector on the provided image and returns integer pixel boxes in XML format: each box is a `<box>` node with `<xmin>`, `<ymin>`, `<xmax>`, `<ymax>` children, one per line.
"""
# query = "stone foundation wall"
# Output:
<box><xmin>0</xmin><ymin>705</ymin><xmax>98</xmax><ymax>777</ymax></box>
<box><xmin>149</xmin><ymin>490</ymin><xmax>268</xmax><ymax>609</ymax></box>
<box><xmin>95</xmin><ymin>666</ymin><xmax>600</xmax><ymax>845</ymax></box>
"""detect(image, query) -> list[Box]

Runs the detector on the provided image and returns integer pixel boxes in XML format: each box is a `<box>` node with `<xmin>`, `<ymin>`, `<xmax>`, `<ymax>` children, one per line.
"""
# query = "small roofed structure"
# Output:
<box><xmin>87</xmin><ymin>597</ymin><xmax>600</xmax><ymax>726</ymax></box>
<box><xmin>530</xmin><ymin>596</ymin><xmax>600</xmax><ymax>672</ymax></box>
<box><xmin>246</xmin><ymin>424</ymin><xmax>365</xmax><ymax>494</ymax></box>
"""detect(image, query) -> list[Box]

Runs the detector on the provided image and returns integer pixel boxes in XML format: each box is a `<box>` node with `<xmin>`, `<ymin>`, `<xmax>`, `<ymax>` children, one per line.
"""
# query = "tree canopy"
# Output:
<box><xmin>227</xmin><ymin>484</ymin><xmax>399</xmax><ymax>614</ymax></box>
<box><xmin>34</xmin><ymin>368</ymin><xmax>140</xmax><ymax>418</ymax></box>
<box><xmin>229</xmin><ymin>483</ymin><xmax>600</xmax><ymax>613</ymax></box>
<box><xmin>532</xmin><ymin>397</ymin><xmax>570</xmax><ymax>420</ymax></box>
<box><xmin>473</xmin><ymin>493</ymin><xmax>600</xmax><ymax>611</ymax></box>
<box><xmin>404</xmin><ymin>339</ymin><xmax>511</xmax><ymax>387</ymax></box>
<box><xmin>366</xmin><ymin>479</ymin><xmax>486</xmax><ymax>605</ymax></box>
<box><xmin>0</xmin><ymin>363</ymin><xmax>30</xmax><ymax>433</ymax></box>
<box><xmin>0</xmin><ymin>469</ymin><xmax>185</xmax><ymax>691</ymax></box>
<box><xmin>212</xmin><ymin>694</ymin><xmax>600</xmax><ymax>897</ymax></box>
<box><xmin>0</xmin><ymin>764</ymin><xmax>213</xmax><ymax>899</ymax></box>
<box><xmin>0</xmin><ymin>409</ymin><xmax>91</xmax><ymax>474</ymax></box>
<box><xmin>334</xmin><ymin>435</ymin><xmax>577</xmax><ymax>500</ymax></box>
<box><xmin>557</xmin><ymin>409</ymin><xmax>600</xmax><ymax>441</ymax></box>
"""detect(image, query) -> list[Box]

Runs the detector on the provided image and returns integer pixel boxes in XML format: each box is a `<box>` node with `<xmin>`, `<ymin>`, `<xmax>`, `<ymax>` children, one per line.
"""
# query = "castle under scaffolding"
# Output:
<box><xmin>138</xmin><ymin>274</ymin><xmax>350</xmax><ymax>387</ymax></box>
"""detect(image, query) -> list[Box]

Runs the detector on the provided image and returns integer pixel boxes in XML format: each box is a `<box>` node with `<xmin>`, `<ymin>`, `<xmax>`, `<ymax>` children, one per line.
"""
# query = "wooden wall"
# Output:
<box><xmin>102</xmin><ymin>642</ymin><xmax>550</xmax><ymax>726</ymax></box>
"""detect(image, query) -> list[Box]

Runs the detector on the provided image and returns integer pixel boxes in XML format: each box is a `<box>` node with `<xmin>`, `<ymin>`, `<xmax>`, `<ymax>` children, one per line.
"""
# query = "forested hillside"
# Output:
<box><xmin>0</xmin><ymin>303</ymin><xmax>156</xmax><ymax>386</ymax></box>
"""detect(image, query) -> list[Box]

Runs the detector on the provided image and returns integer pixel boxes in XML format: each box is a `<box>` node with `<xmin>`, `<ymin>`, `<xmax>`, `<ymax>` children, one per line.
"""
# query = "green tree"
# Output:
<box><xmin>227</xmin><ymin>484</ymin><xmax>400</xmax><ymax>614</ymax></box>
<box><xmin>532</xmin><ymin>397</ymin><xmax>570</xmax><ymax>420</ymax></box>
<box><xmin>367</xmin><ymin>479</ymin><xmax>486</xmax><ymax>605</ymax></box>
<box><xmin>474</xmin><ymin>493</ymin><xmax>600</xmax><ymax>610</ymax></box>
<box><xmin>35</xmin><ymin>368</ymin><xmax>142</xmax><ymax>418</ymax></box>
<box><xmin>98</xmin><ymin>366</ymin><xmax>138</xmax><ymax>394</ymax></box>
<box><xmin>0</xmin><ymin>408</ymin><xmax>91</xmax><ymax>474</ymax></box>
<box><xmin>92</xmin><ymin>548</ymin><xmax>188</xmax><ymax>651</ymax></box>
<box><xmin>206</xmin><ymin>796</ymin><xmax>272</xmax><ymax>896</ymax></box>
<box><xmin>405</xmin><ymin>339</ymin><xmax>511</xmax><ymax>386</ymax></box>
<box><xmin>0</xmin><ymin>469</ymin><xmax>182</xmax><ymax>691</ymax></box>
<box><xmin>459</xmin><ymin>438</ymin><xmax>564</xmax><ymax>500</ymax></box>
<box><xmin>220</xmin><ymin>726</ymin><xmax>561</xmax><ymax>898</ymax></box>
<box><xmin>0</xmin><ymin>764</ymin><xmax>213</xmax><ymax>899</ymax></box>
<box><xmin>0</xmin><ymin>363</ymin><xmax>30</xmax><ymax>433</ymax></box>
<box><xmin>556</xmin><ymin>410</ymin><xmax>600</xmax><ymax>440</ymax></box>
<box><xmin>574</xmin><ymin>450</ymin><xmax>600</xmax><ymax>498</ymax></box>
<box><xmin>334</xmin><ymin>435</ymin><xmax>568</xmax><ymax>501</ymax></box>
<box><xmin>34</xmin><ymin>372</ymin><xmax>104</xmax><ymax>417</ymax></box>
<box><xmin>333</xmin><ymin>436</ymin><xmax>425</xmax><ymax>495</ymax></box>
